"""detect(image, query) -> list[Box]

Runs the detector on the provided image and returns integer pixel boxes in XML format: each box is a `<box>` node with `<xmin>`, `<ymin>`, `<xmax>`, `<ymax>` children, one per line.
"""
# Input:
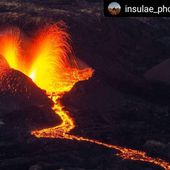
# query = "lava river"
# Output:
<box><xmin>0</xmin><ymin>24</ymin><xmax>170</xmax><ymax>170</ymax></box>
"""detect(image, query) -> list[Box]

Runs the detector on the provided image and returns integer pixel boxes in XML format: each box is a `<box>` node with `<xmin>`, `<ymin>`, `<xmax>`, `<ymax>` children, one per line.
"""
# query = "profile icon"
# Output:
<box><xmin>108</xmin><ymin>2</ymin><xmax>121</xmax><ymax>16</ymax></box>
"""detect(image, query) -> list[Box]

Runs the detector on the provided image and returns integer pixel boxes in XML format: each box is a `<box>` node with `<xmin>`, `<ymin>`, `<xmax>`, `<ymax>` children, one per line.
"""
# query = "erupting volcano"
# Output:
<box><xmin>0</xmin><ymin>23</ymin><xmax>169</xmax><ymax>170</ymax></box>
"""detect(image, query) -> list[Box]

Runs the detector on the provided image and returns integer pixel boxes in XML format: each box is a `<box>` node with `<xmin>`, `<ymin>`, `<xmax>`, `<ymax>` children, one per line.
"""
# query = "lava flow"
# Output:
<box><xmin>0</xmin><ymin>24</ymin><xmax>170</xmax><ymax>170</ymax></box>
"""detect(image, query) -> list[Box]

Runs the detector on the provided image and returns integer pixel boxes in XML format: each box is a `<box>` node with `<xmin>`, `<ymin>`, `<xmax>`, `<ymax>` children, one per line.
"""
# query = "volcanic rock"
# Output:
<box><xmin>61</xmin><ymin>74</ymin><xmax>127</xmax><ymax>131</ymax></box>
<box><xmin>166</xmin><ymin>143</ymin><xmax>170</xmax><ymax>159</ymax></box>
<box><xmin>0</xmin><ymin>67</ymin><xmax>52</xmax><ymax>110</ymax></box>
<box><xmin>143</xmin><ymin>140</ymin><xmax>166</xmax><ymax>157</ymax></box>
<box><xmin>0</xmin><ymin>56</ymin><xmax>60</xmax><ymax>132</ymax></box>
<box><xmin>0</xmin><ymin>120</ymin><xmax>5</xmax><ymax>126</ymax></box>
<box><xmin>144</xmin><ymin>58</ymin><xmax>170</xmax><ymax>85</ymax></box>
<box><xmin>62</xmin><ymin>75</ymin><xmax>125</xmax><ymax>112</ymax></box>
<box><xmin>29</xmin><ymin>164</ymin><xmax>42</xmax><ymax>170</ymax></box>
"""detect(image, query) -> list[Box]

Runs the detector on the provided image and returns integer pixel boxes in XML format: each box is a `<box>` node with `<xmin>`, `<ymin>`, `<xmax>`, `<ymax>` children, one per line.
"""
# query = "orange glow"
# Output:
<box><xmin>0</xmin><ymin>24</ymin><xmax>169</xmax><ymax>170</ymax></box>
<box><xmin>0</xmin><ymin>28</ymin><xmax>20</xmax><ymax>69</ymax></box>
<box><xmin>27</xmin><ymin>24</ymin><xmax>93</xmax><ymax>93</ymax></box>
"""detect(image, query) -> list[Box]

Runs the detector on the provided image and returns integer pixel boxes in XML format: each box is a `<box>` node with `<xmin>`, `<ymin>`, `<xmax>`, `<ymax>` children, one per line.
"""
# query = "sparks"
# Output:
<box><xmin>0</xmin><ymin>24</ymin><xmax>169</xmax><ymax>170</ymax></box>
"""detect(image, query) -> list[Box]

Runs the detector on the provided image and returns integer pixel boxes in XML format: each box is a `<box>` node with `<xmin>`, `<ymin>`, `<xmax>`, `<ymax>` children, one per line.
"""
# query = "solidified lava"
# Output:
<box><xmin>0</xmin><ymin>24</ymin><xmax>169</xmax><ymax>170</ymax></box>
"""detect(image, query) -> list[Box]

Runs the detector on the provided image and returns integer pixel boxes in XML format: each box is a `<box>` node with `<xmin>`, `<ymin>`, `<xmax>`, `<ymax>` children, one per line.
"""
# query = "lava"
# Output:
<box><xmin>0</xmin><ymin>28</ymin><xmax>20</xmax><ymax>70</ymax></box>
<box><xmin>0</xmin><ymin>24</ymin><xmax>170</xmax><ymax>170</ymax></box>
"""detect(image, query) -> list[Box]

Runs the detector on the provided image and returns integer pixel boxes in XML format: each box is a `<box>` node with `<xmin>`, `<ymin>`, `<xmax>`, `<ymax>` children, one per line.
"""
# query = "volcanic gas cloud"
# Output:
<box><xmin>0</xmin><ymin>23</ymin><xmax>169</xmax><ymax>170</ymax></box>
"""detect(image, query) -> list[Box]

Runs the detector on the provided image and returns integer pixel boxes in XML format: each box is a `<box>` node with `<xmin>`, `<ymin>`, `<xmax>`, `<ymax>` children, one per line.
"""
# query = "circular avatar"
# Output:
<box><xmin>108</xmin><ymin>2</ymin><xmax>121</xmax><ymax>16</ymax></box>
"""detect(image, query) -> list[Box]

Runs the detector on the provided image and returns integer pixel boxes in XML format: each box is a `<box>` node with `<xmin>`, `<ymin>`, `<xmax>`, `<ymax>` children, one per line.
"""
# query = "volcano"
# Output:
<box><xmin>0</xmin><ymin>55</ymin><xmax>60</xmax><ymax>132</ymax></box>
<box><xmin>0</xmin><ymin>23</ymin><xmax>169</xmax><ymax>170</ymax></box>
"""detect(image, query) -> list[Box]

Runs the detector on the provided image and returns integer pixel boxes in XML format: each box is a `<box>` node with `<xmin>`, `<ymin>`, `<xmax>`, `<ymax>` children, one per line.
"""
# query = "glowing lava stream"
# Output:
<box><xmin>0</xmin><ymin>24</ymin><xmax>170</xmax><ymax>170</ymax></box>
<box><xmin>31</xmin><ymin>94</ymin><xmax>170</xmax><ymax>170</ymax></box>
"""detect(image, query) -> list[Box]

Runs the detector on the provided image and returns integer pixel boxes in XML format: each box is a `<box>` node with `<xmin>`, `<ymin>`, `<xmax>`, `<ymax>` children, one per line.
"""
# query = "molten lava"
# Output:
<box><xmin>0</xmin><ymin>24</ymin><xmax>169</xmax><ymax>170</ymax></box>
<box><xmin>0</xmin><ymin>28</ymin><xmax>21</xmax><ymax>70</ymax></box>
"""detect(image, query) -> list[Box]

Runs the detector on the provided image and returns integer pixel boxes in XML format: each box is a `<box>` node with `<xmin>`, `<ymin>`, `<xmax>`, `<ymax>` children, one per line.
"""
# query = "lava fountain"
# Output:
<box><xmin>0</xmin><ymin>23</ymin><xmax>169</xmax><ymax>170</ymax></box>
